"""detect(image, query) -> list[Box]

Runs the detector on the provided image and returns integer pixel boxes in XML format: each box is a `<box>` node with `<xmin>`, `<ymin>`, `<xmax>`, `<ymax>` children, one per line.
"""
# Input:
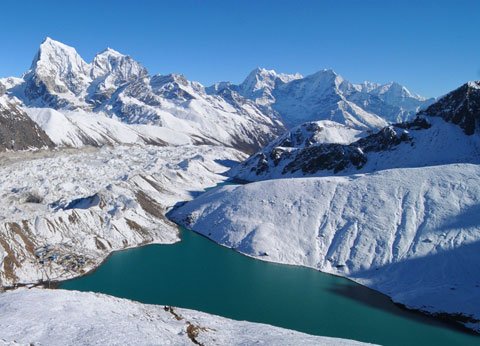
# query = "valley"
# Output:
<box><xmin>0</xmin><ymin>35</ymin><xmax>479</xmax><ymax>345</ymax></box>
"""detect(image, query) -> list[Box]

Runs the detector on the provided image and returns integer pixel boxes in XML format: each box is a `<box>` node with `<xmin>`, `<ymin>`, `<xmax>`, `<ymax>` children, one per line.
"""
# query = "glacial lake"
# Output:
<box><xmin>60</xmin><ymin>226</ymin><xmax>479</xmax><ymax>345</ymax></box>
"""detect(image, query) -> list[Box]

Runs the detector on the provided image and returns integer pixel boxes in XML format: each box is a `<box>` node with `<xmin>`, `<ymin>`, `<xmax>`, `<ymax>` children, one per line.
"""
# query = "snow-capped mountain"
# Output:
<box><xmin>272</xmin><ymin>69</ymin><xmax>389</xmax><ymax>129</ymax></box>
<box><xmin>103</xmin><ymin>73</ymin><xmax>285</xmax><ymax>153</ymax></box>
<box><xmin>210</xmin><ymin>68</ymin><xmax>434</xmax><ymax>129</ymax></box>
<box><xmin>4</xmin><ymin>38</ymin><xmax>284</xmax><ymax>153</ymax></box>
<box><xmin>88</xmin><ymin>47</ymin><xmax>148</xmax><ymax>107</ymax></box>
<box><xmin>170</xmin><ymin>81</ymin><xmax>480</xmax><ymax>332</ymax></box>
<box><xmin>231</xmin><ymin>81</ymin><xmax>480</xmax><ymax>181</ymax></box>
<box><xmin>18</xmin><ymin>38</ymin><xmax>93</xmax><ymax>109</ymax></box>
<box><xmin>10</xmin><ymin>38</ymin><xmax>147</xmax><ymax>110</ymax></box>
<box><xmin>343</xmin><ymin>80</ymin><xmax>432</xmax><ymax>123</ymax></box>
<box><xmin>0</xmin><ymin>92</ymin><xmax>54</xmax><ymax>151</ymax></box>
<box><xmin>1</xmin><ymin>38</ymin><xmax>434</xmax><ymax>152</ymax></box>
<box><xmin>236</xmin><ymin>67</ymin><xmax>303</xmax><ymax>106</ymax></box>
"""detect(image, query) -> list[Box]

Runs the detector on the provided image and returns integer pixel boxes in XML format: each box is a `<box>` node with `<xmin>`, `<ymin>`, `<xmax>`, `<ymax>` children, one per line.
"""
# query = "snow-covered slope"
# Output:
<box><xmin>5</xmin><ymin>38</ymin><xmax>284</xmax><ymax>153</ymax></box>
<box><xmin>170</xmin><ymin>164</ymin><xmax>480</xmax><ymax>332</ymax></box>
<box><xmin>231</xmin><ymin>81</ymin><xmax>479</xmax><ymax>181</ymax></box>
<box><xmin>231</xmin><ymin>120</ymin><xmax>365</xmax><ymax>180</ymax></box>
<box><xmin>170</xmin><ymin>81</ymin><xmax>480</xmax><ymax>332</ymax></box>
<box><xmin>0</xmin><ymin>96</ymin><xmax>54</xmax><ymax>151</ymax></box>
<box><xmin>0</xmin><ymin>289</ymin><xmax>371</xmax><ymax>346</ymax></box>
<box><xmin>25</xmin><ymin>108</ymin><xmax>191</xmax><ymax>147</ymax></box>
<box><xmin>0</xmin><ymin>145</ymin><xmax>245</xmax><ymax>287</ymax></box>
<box><xmin>211</xmin><ymin>68</ymin><xmax>433</xmax><ymax>129</ymax></box>
<box><xmin>231</xmin><ymin>116</ymin><xmax>480</xmax><ymax>181</ymax></box>
<box><xmin>104</xmin><ymin>73</ymin><xmax>285</xmax><ymax>153</ymax></box>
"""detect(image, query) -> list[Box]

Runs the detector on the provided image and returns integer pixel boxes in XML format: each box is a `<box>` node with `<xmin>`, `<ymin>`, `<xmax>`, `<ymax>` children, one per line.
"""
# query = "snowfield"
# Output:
<box><xmin>0</xmin><ymin>289</ymin><xmax>373</xmax><ymax>346</ymax></box>
<box><xmin>25</xmin><ymin>107</ymin><xmax>192</xmax><ymax>147</ymax></box>
<box><xmin>170</xmin><ymin>164</ymin><xmax>480</xmax><ymax>332</ymax></box>
<box><xmin>0</xmin><ymin>144</ymin><xmax>245</xmax><ymax>287</ymax></box>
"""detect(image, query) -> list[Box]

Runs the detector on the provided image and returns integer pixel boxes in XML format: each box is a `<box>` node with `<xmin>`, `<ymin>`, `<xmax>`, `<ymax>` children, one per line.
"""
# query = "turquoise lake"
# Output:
<box><xmin>61</xmin><ymin>226</ymin><xmax>479</xmax><ymax>346</ymax></box>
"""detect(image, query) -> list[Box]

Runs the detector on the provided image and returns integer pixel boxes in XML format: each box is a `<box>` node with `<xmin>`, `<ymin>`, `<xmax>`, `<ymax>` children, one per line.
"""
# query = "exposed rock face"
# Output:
<box><xmin>419</xmin><ymin>81</ymin><xmax>480</xmax><ymax>135</ymax></box>
<box><xmin>0</xmin><ymin>99</ymin><xmax>55</xmax><ymax>151</ymax></box>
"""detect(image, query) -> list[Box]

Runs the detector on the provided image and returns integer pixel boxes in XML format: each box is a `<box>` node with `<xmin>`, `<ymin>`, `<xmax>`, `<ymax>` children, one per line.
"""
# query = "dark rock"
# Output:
<box><xmin>0</xmin><ymin>100</ymin><xmax>55</xmax><ymax>151</ymax></box>
<box><xmin>245</xmin><ymin>120</ymin><xmax>423</xmax><ymax>177</ymax></box>
<box><xmin>419</xmin><ymin>81</ymin><xmax>480</xmax><ymax>135</ymax></box>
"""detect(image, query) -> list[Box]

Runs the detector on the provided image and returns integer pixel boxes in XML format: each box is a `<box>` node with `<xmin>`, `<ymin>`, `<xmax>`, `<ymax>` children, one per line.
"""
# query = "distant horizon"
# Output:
<box><xmin>10</xmin><ymin>36</ymin><xmax>438</xmax><ymax>100</ymax></box>
<box><xmin>1</xmin><ymin>0</ymin><xmax>479</xmax><ymax>98</ymax></box>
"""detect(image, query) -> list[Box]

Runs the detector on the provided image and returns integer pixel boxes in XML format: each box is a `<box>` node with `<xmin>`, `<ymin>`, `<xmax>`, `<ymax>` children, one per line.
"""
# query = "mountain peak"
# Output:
<box><xmin>24</xmin><ymin>38</ymin><xmax>92</xmax><ymax>106</ymax></box>
<box><xmin>467</xmin><ymin>81</ymin><xmax>480</xmax><ymax>90</ymax></box>
<box><xmin>246</xmin><ymin>67</ymin><xmax>302</xmax><ymax>84</ymax></box>
<box><xmin>91</xmin><ymin>46</ymin><xmax>147</xmax><ymax>78</ymax></box>
<box><xmin>41</xmin><ymin>36</ymin><xmax>61</xmax><ymax>45</ymax></box>
<box><xmin>304</xmin><ymin>69</ymin><xmax>344</xmax><ymax>90</ymax></box>
<box><xmin>419</xmin><ymin>81</ymin><xmax>480</xmax><ymax>135</ymax></box>
<box><xmin>238</xmin><ymin>67</ymin><xmax>302</xmax><ymax>105</ymax></box>
<box><xmin>308</xmin><ymin>69</ymin><xmax>339</xmax><ymax>79</ymax></box>
<box><xmin>245</xmin><ymin>67</ymin><xmax>278</xmax><ymax>83</ymax></box>
<box><xmin>32</xmin><ymin>37</ymin><xmax>89</xmax><ymax>73</ymax></box>
<box><xmin>96</xmin><ymin>47</ymin><xmax>125</xmax><ymax>58</ymax></box>
<box><xmin>37</xmin><ymin>37</ymin><xmax>82</xmax><ymax>58</ymax></box>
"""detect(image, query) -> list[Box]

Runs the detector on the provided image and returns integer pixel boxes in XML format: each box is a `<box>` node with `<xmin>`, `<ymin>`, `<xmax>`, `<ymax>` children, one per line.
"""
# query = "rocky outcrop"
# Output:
<box><xmin>232</xmin><ymin>117</ymin><xmax>431</xmax><ymax>180</ymax></box>
<box><xmin>0</xmin><ymin>99</ymin><xmax>54</xmax><ymax>151</ymax></box>
<box><xmin>419</xmin><ymin>81</ymin><xmax>480</xmax><ymax>135</ymax></box>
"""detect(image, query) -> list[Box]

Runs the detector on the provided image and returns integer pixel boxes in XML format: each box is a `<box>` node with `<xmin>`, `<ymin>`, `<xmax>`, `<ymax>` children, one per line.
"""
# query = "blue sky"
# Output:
<box><xmin>0</xmin><ymin>0</ymin><xmax>479</xmax><ymax>97</ymax></box>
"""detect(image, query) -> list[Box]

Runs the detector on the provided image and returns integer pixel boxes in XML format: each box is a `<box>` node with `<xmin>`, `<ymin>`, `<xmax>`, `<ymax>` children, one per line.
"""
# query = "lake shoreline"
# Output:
<box><xmin>55</xmin><ymin>224</ymin><xmax>480</xmax><ymax>344</ymax></box>
<box><xmin>177</xmin><ymin>225</ymin><xmax>480</xmax><ymax>337</ymax></box>
<box><xmin>3</xmin><ymin>178</ymin><xmax>478</xmax><ymax>341</ymax></box>
<box><xmin>2</xmin><ymin>206</ymin><xmax>477</xmax><ymax>339</ymax></box>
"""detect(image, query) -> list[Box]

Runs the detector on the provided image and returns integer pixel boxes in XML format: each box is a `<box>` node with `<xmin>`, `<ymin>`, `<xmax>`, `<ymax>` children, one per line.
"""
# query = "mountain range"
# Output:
<box><xmin>209</xmin><ymin>67</ymin><xmax>434</xmax><ymax>128</ymax></box>
<box><xmin>1</xmin><ymin>36</ymin><xmax>479</xmax><ymax>336</ymax></box>
<box><xmin>231</xmin><ymin>81</ymin><xmax>480</xmax><ymax>181</ymax></box>
<box><xmin>0</xmin><ymin>37</ymin><xmax>433</xmax><ymax>153</ymax></box>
